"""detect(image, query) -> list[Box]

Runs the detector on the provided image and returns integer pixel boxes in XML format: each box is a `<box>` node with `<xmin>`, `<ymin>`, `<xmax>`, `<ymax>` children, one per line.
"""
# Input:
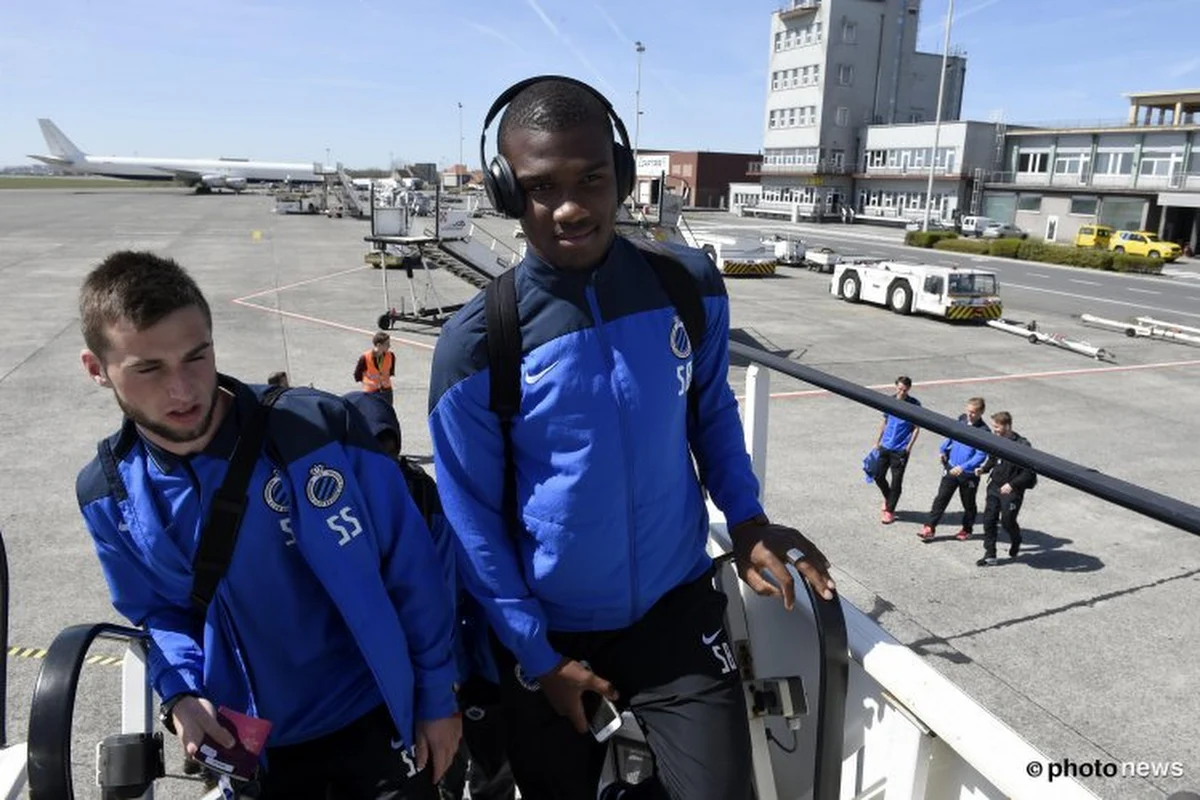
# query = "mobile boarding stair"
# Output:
<box><xmin>15</xmin><ymin>342</ymin><xmax>1200</xmax><ymax>797</ymax></box>
<box><xmin>364</xmin><ymin>185</ymin><xmax>523</xmax><ymax>330</ymax></box>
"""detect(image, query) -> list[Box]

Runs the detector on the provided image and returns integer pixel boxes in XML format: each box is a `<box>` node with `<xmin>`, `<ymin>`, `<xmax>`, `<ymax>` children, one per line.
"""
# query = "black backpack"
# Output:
<box><xmin>398</xmin><ymin>457</ymin><xmax>443</xmax><ymax>526</ymax></box>
<box><xmin>483</xmin><ymin>245</ymin><xmax>707</xmax><ymax>531</ymax></box>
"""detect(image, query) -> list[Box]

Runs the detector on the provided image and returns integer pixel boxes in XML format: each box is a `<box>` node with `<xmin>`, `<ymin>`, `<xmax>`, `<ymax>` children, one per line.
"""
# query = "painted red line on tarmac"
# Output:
<box><xmin>232</xmin><ymin>299</ymin><xmax>435</xmax><ymax>352</ymax></box>
<box><xmin>761</xmin><ymin>358</ymin><xmax>1200</xmax><ymax>401</ymax></box>
<box><xmin>232</xmin><ymin>265</ymin><xmax>372</xmax><ymax>302</ymax></box>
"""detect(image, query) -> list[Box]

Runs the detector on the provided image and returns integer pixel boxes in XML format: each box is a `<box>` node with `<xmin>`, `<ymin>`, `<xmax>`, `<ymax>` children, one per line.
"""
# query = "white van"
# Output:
<box><xmin>959</xmin><ymin>215</ymin><xmax>997</xmax><ymax>237</ymax></box>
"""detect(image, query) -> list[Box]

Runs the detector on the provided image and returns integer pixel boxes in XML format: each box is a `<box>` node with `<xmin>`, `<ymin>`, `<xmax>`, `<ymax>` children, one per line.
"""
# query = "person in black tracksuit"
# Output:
<box><xmin>976</xmin><ymin>411</ymin><xmax>1036</xmax><ymax>566</ymax></box>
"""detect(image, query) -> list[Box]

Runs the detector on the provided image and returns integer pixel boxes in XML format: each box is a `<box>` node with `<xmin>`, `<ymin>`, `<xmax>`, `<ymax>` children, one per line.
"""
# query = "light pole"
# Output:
<box><xmin>923</xmin><ymin>0</ymin><xmax>953</xmax><ymax>233</ymax></box>
<box><xmin>634</xmin><ymin>41</ymin><xmax>645</xmax><ymax>165</ymax></box>
<box><xmin>457</xmin><ymin>102</ymin><xmax>464</xmax><ymax>185</ymax></box>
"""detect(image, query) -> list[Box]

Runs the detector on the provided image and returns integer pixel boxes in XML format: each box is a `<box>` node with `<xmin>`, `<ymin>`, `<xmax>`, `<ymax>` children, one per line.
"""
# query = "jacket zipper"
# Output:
<box><xmin>584</xmin><ymin>280</ymin><xmax>639</xmax><ymax>623</ymax></box>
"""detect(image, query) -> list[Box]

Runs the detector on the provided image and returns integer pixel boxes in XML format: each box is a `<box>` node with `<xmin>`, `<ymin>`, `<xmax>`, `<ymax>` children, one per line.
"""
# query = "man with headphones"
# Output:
<box><xmin>427</xmin><ymin>75</ymin><xmax>836</xmax><ymax>800</ymax></box>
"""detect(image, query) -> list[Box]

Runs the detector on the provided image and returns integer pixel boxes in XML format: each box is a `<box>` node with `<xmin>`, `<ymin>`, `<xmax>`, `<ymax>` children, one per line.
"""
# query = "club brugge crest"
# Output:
<box><xmin>305</xmin><ymin>464</ymin><xmax>344</xmax><ymax>509</ymax></box>
<box><xmin>263</xmin><ymin>471</ymin><xmax>288</xmax><ymax>514</ymax></box>
<box><xmin>669</xmin><ymin>315</ymin><xmax>692</xmax><ymax>359</ymax></box>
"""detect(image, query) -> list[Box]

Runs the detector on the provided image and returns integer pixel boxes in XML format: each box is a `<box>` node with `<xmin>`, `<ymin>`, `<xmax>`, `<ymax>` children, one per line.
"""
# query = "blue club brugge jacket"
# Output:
<box><xmin>76</xmin><ymin>378</ymin><xmax>457</xmax><ymax>748</ymax></box>
<box><xmin>427</xmin><ymin>236</ymin><xmax>764</xmax><ymax>679</ymax></box>
<box><xmin>940</xmin><ymin>413</ymin><xmax>991</xmax><ymax>473</ymax></box>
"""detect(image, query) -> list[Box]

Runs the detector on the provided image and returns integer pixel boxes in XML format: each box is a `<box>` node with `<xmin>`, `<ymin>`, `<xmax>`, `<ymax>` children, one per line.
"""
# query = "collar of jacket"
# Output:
<box><xmin>521</xmin><ymin>233</ymin><xmax>627</xmax><ymax>291</ymax></box>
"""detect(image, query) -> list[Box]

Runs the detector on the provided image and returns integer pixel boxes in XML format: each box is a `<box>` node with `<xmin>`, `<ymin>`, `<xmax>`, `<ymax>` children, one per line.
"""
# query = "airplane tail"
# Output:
<box><xmin>37</xmin><ymin>119</ymin><xmax>86</xmax><ymax>162</ymax></box>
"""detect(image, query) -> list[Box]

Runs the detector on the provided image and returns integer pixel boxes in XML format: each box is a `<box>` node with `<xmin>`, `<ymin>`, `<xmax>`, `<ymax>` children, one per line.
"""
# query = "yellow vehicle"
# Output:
<box><xmin>1109</xmin><ymin>230</ymin><xmax>1183</xmax><ymax>262</ymax></box>
<box><xmin>1074</xmin><ymin>224</ymin><xmax>1113</xmax><ymax>249</ymax></box>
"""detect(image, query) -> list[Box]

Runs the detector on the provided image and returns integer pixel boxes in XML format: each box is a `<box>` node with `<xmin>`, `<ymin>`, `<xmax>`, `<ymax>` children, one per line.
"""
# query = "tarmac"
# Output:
<box><xmin>0</xmin><ymin>188</ymin><xmax>1198</xmax><ymax>798</ymax></box>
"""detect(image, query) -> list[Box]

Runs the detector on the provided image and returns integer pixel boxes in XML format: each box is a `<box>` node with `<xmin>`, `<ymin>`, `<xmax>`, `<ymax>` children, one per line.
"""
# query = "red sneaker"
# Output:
<box><xmin>918</xmin><ymin>525</ymin><xmax>935</xmax><ymax>540</ymax></box>
<box><xmin>955</xmin><ymin>529</ymin><xmax>971</xmax><ymax>541</ymax></box>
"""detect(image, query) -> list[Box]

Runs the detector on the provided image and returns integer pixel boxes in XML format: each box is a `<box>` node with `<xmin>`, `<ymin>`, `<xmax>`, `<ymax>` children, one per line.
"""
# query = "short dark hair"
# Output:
<box><xmin>991</xmin><ymin>410</ymin><xmax>1012</xmax><ymax>426</ymax></box>
<box><xmin>372</xmin><ymin>331</ymin><xmax>390</xmax><ymax>346</ymax></box>
<box><xmin>498</xmin><ymin>79</ymin><xmax>612</xmax><ymax>153</ymax></box>
<box><xmin>79</xmin><ymin>251</ymin><xmax>211</xmax><ymax>360</ymax></box>
<box><xmin>895</xmin><ymin>376</ymin><xmax>912</xmax><ymax>388</ymax></box>
<box><xmin>267</xmin><ymin>371</ymin><xmax>289</xmax><ymax>387</ymax></box>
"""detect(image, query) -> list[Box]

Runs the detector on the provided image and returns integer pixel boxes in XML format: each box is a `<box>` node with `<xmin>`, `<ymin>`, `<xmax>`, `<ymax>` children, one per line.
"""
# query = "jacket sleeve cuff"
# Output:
<box><xmin>154</xmin><ymin>669</ymin><xmax>203</xmax><ymax>704</ymax></box>
<box><xmin>518</xmin><ymin>636</ymin><xmax>563</xmax><ymax>680</ymax></box>
<box><xmin>415</xmin><ymin>685</ymin><xmax>459</xmax><ymax>722</ymax></box>
<box><xmin>724</xmin><ymin>498</ymin><xmax>766</xmax><ymax>533</ymax></box>
<box><xmin>414</xmin><ymin>661</ymin><xmax>460</xmax><ymax>721</ymax></box>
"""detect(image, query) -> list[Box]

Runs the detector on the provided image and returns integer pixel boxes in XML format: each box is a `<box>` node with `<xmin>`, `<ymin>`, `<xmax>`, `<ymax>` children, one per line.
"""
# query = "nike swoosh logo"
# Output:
<box><xmin>524</xmin><ymin>361</ymin><xmax>560</xmax><ymax>384</ymax></box>
<box><xmin>390</xmin><ymin>737</ymin><xmax>405</xmax><ymax>750</ymax></box>
<box><xmin>701</xmin><ymin>630</ymin><xmax>722</xmax><ymax>645</ymax></box>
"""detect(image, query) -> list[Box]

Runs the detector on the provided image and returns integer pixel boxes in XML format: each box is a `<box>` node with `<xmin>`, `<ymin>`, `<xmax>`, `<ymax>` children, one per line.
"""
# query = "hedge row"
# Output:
<box><xmin>904</xmin><ymin>231</ymin><xmax>959</xmax><ymax>248</ymax></box>
<box><xmin>918</xmin><ymin>237</ymin><xmax>1164</xmax><ymax>274</ymax></box>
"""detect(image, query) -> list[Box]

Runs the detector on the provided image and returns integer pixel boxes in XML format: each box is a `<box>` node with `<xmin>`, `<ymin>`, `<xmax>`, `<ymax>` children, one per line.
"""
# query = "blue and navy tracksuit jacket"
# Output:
<box><xmin>879</xmin><ymin>396</ymin><xmax>922</xmax><ymax>452</ymax></box>
<box><xmin>427</xmin><ymin>236</ymin><xmax>764</xmax><ymax>679</ymax></box>
<box><xmin>940</xmin><ymin>413</ymin><xmax>990</xmax><ymax>473</ymax></box>
<box><xmin>76</xmin><ymin>378</ymin><xmax>457</xmax><ymax>748</ymax></box>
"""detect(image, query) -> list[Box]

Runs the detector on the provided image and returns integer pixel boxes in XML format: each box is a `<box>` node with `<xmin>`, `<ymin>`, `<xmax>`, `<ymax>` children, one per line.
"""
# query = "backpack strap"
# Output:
<box><xmin>189</xmin><ymin>385</ymin><xmax>288</xmax><ymax>616</ymax></box>
<box><xmin>484</xmin><ymin>269</ymin><xmax>522</xmax><ymax>535</ymax></box>
<box><xmin>637</xmin><ymin>246</ymin><xmax>706</xmax><ymax>427</ymax></box>
<box><xmin>483</xmin><ymin>247</ymin><xmax>708</xmax><ymax>536</ymax></box>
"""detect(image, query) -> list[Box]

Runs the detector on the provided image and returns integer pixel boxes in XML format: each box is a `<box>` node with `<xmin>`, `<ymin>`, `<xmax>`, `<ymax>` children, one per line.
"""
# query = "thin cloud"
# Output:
<box><xmin>523</xmin><ymin>0</ymin><xmax>615</xmax><ymax>94</ymax></box>
<box><xmin>468</xmin><ymin>21</ymin><xmax>524</xmax><ymax>53</ymax></box>
<box><xmin>593</xmin><ymin>3</ymin><xmax>631</xmax><ymax>44</ymax></box>
<box><xmin>525</xmin><ymin>0</ymin><xmax>560</xmax><ymax>36</ymax></box>
<box><xmin>1166</xmin><ymin>57</ymin><xmax>1200</xmax><ymax>80</ymax></box>
<box><xmin>920</xmin><ymin>0</ymin><xmax>1004</xmax><ymax>39</ymax></box>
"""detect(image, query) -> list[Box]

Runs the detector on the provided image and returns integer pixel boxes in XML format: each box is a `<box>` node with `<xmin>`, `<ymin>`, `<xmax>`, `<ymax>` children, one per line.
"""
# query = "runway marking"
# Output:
<box><xmin>230</xmin><ymin>264</ymin><xmax>436</xmax><ymax>352</ymax></box>
<box><xmin>1069</xmin><ymin>279</ymin><xmax>1102</xmax><ymax>286</ymax></box>
<box><xmin>231</xmin><ymin>299</ymin><xmax>436</xmax><ymax>352</ymax></box>
<box><xmin>1127</xmin><ymin>288</ymin><xmax>1160</xmax><ymax>295</ymax></box>
<box><xmin>1002</xmin><ymin>282</ymin><xmax>1200</xmax><ymax>321</ymax></box>
<box><xmin>759</xmin><ymin>358</ymin><xmax>1200</xmax><ymax>401</ymax></box>
<box><xmin>232</xmin><ymin>265</ymin><xmax>371</xmax><ymax>302</ymax></box>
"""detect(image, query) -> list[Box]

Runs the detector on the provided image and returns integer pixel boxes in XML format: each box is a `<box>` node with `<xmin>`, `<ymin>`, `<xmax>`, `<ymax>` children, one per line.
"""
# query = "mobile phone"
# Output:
<box><xmin>582</xmin><ymin>691</ymin><xmax>623</xmax><ymax>743</ymax></box>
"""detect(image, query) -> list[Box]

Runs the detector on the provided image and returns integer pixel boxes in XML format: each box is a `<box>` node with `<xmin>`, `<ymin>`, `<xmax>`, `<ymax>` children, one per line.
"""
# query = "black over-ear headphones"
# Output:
<box><xmin>480</xmin><ymin>75</ymin><xmax>636</xmax><ymax>219</ymax></box>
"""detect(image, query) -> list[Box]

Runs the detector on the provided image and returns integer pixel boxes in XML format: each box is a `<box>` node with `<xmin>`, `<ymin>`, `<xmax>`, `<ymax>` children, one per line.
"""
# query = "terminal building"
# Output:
<box><xmin>982</xmin><ymin>90</ymin><xmax>1200</xmax><ymax>251</ymax></box>
<box><xmin>729</xmin><ymin>1</ymin><xmax>1200</xmax><ymax>254</ymax></box>
<box><xmin>733</xmin><ymin>0</ymin><xmax>967</xmax><ymax>221</ymax></box>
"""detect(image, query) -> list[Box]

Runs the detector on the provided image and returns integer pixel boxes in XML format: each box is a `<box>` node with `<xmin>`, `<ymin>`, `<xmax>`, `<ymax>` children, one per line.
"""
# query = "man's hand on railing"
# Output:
<box><xmin>170</xmin><ymin>695</ymin><xmax>235</xmax><ymax>758</ymax></box>
<box><xmin>731</xmin><ymin>515</ymin><xmax>836</xmax><ymax>609</ymax></box>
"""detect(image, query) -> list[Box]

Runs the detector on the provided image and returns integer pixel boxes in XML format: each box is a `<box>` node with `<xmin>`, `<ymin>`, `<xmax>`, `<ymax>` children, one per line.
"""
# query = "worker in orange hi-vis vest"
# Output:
<box><xmin>355</xmin><ymin>331</ymin><xmax>396</xmax><ymax>405</ymax></box>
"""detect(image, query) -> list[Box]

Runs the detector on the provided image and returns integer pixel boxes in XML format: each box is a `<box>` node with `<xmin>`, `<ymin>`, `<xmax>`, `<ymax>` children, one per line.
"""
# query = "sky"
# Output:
<box><xmin>2</xmin><ymin>0</ymin><xmax>1199</xmax><ymax>170</ymax></box>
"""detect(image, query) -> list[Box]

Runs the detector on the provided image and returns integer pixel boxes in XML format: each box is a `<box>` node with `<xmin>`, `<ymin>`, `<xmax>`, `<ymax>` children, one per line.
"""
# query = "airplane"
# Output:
<box><xmin>27</xmin><ymin>119</ymin><xmax>327</xmax><ymax>193</ymax></box>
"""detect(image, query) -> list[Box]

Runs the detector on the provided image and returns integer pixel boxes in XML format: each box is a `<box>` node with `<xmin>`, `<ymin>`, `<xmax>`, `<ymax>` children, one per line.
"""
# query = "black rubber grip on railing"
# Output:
<box><xmin>27</xmin><ymin>623</ymin><xmax>148</xmax><ymax>800</ymax></box>
<box><xmin>804</xmin><ymin>581</ymin><xmax>849</xmax><ymax>800</ymax></box>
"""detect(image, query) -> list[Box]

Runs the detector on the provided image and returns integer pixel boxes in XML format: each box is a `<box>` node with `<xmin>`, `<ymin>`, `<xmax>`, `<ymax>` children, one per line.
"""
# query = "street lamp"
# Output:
<box><xmin>634</xmin><ymin>41</ymin><xmax>645</xmax><ymax>165</ymax></box>
<box><xmin>923</xmin><ymin>0</ymin><xmax>954</xmax><ymax>233</ymax></box>
<box><xmin>457</xmin><ymin>102</ymin><xmax>464</xmax><ymax>186</ymax></box>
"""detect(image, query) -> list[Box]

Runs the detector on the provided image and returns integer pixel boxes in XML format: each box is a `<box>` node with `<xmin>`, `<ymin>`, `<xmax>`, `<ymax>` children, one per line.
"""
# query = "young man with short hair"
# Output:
<box><xmin>920</xmin><ymin>396</ymin><xmax>989</xmax><ymax>542</ymax></box>
<box><xmin>428</xmin><ymin>76</ymin><xmax>836</xmax><ymax>800</ymax></box>
<box><xmin>76</xmin><ymin>251</ymin><xmax>459</xmax><ymax>798</ymax></box>
<box><xmin>976</xmin><ymin>411</ymin><xmax>1036</xmax><ymax>566</ymax></box>
<box><xmin>872</xmin><ymin>376</ymin><xmax>921</xmax><ymax>524</ymax></box>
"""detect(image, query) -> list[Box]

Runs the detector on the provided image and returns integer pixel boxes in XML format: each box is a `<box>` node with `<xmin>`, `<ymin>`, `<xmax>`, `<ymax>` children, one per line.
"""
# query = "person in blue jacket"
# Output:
<box><xmin>427</xmin><ymin>76</ymin><xmax>836</xmax><ymax>800</ymax></box>
<box><xmin>344</xmin><ymin>390</ymin><xmax>515</xmax><ymax>800</ymax></box>
<box><xmin>75</xmin><ymin>251</ymin><xmax>460</xmax><ymax>799</ymax></box>
<box><xmin>871</xmin><ymin>376</ymin><xmax>921</xmax><ymax>524</ymax></box>
<box><xmin>919</xmin><ymin>396</ymin><xmax>990</xmax><ymax>541</ymax></box>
